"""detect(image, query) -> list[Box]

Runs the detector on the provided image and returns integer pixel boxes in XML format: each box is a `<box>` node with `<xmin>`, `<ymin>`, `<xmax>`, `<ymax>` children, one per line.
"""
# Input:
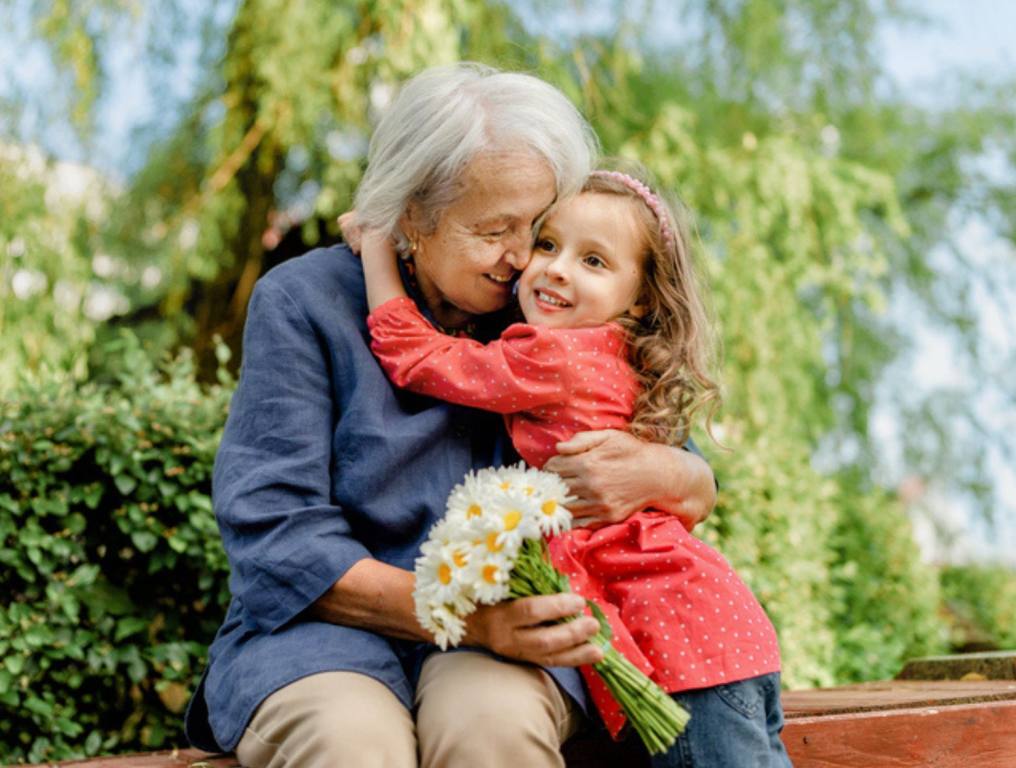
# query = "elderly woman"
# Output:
<box><xmin>184</xmin><ymin>63</ymin><xmax>717</xmax><ymax>767</ymax></box>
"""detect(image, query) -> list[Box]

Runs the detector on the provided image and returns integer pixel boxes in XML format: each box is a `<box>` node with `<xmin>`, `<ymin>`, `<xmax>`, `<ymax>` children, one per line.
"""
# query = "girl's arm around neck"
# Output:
<box><xmin>361</xmin><ymin>230</ymin><xmax>407</xmax><ymax>311</ymax></box>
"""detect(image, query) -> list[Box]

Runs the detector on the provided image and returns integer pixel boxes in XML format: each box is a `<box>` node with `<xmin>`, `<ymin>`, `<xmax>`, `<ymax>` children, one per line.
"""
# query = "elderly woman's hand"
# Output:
<box><xmin>462</xmin><ymin>593</ymin><xmax>604</xmax><ymax>668</ymax></box>
<box><xmin>544</xmin><ymin>429</ymin><xmax>716</xmax><ymax>529</ymax></box>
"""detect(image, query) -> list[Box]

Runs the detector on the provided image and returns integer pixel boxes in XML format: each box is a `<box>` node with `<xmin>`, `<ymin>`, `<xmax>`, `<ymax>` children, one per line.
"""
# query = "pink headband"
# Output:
<box><xmin>590</xmin><ymin>170</ymin><xmax>673</xmax><ymax>250</ymax></box>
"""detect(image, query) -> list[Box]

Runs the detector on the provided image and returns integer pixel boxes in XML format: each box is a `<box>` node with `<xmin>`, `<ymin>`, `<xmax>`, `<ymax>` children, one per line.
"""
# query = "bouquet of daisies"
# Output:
<box><xmin>414</xmin><ymin>463</ymin><xmax>690</xmax><ymax>755</ymax></box>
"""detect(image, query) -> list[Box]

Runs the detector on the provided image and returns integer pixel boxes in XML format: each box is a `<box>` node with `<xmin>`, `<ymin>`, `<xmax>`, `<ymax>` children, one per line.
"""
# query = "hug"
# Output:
<box><xmin>185</xmin><ymin>62</ymin><xmax>790</xmax><ymax>768</ymax></box>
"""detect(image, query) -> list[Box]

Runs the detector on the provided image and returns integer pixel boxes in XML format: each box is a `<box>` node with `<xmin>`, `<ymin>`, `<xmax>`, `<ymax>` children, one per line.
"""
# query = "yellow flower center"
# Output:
<box><xmin>502</xmin><ymin>509</ymin><xmax>522</xmax><ymax>531</ymax></box>
<box><xmin>452</xmin><ymin>549</ymin><xmax>468</xmax><ymax>568</ymax></box>
<box><xmin>485</xmin><ymin>532</ymin><xmax>503</xmax><ymax>553</ymax></box>
<box><xmin>466</xmin><ymin>503</ymin><xmax>482</xmax><ymax>518</ymax></box>
<box><xmin>438</xmin><ymin>563</ymin><xmax>452</xmax><ymax>585</ymax></box>
<box><xmin>482</xmin><ymin>564</ymin><xmax>500</xmax><ymax>584</ymax></box>
<box><xmin>500</xmin><ymin>481</ymin><xmax>511</xmax><ymax>491</ymax></box>
<box><xmin>541</xmin><ymin>500</ymin><xmax>557</xmax><ymax>516</ymax></box>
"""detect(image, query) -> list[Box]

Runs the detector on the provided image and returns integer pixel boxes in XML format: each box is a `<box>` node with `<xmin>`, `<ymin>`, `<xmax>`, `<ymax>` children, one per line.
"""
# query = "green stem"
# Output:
<box><xmin>508</xmin><ymin>538</ymin><xmax>689</xmax><ymax>755</ymax></box>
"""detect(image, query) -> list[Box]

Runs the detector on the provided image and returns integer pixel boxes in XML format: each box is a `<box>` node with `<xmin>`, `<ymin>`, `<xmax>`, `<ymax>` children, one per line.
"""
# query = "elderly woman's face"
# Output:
<box><xmin>404</xmin><ymin>152</ymin><xmax>556</xmax><ymax>329</ymax></box>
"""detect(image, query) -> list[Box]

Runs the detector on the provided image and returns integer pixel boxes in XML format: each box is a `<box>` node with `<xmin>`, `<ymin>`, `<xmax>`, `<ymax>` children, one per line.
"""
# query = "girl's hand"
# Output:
<box><xmin>462</xmin><ymin>593</ymin><xmax>604</xmax><ymax>668</ymax></box>
<box><xmin>360</xmin><ymin>227</ymin><xmax>396</xmax><ymax>263</ymax></box>
<box><xmin>544</xmin><ymin>429</ymin><xmax>716</xmax><ymax>529</ymax></box>
<box><xmin>338</xmin><ymin>211</ymin><xmax>363</xmax><ymax>253</ymax></box>
<box><xmin>360</xmin><ymin>226</ymin><xmax>406</xmax><ymax>311</ymax></box>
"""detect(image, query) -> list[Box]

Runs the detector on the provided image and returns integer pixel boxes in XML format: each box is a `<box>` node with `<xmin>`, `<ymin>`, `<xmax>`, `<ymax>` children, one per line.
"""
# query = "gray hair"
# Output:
<box><xmin>354</xmin><ymin>62</ymin><xmax>598</xmax><ymax>249</ymax></box>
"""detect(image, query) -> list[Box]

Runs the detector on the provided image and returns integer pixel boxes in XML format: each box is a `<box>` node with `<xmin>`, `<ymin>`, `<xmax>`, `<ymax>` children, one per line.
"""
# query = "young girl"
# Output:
<box><xmin>360</xmin><ymin>170</ymin><xmax>791</xmax><ymax>767</ymax></box>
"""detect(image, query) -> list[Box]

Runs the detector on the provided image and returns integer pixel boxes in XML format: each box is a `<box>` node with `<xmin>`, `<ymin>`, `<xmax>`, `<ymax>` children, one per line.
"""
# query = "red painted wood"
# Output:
<box><xmin>781</xmin><ymin>698</ymin><xmax>1016</xmax><ymax>768</ymax></box>
<box><xmin>782</xmin><ymin>679</ymin><xmax>1016</xmax><ymax>717</ymax></box>
<box><xmin>22</xmin><ymin>749</ymin><xmax>237</xmax><ymax>768</ymax></box>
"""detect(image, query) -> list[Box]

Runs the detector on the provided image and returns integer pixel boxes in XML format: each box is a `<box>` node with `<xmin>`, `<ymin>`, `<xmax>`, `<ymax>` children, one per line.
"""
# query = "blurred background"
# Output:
<box><xmin>1</xmin><ymin>0</ymin><xmax>1014</xmax><ymax>761</ymax></box>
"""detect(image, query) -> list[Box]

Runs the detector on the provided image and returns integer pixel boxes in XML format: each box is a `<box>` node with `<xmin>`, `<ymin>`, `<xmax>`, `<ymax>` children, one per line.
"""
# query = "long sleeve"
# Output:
<box><xmin>367</xmin><ymin>297</ymin><xmax>569</xmax><ymax>414</ymax></box>
<box><xmin>213</xmin><ymin>279</ymin><xmax>371</xmax><ymax>633</ymax></box>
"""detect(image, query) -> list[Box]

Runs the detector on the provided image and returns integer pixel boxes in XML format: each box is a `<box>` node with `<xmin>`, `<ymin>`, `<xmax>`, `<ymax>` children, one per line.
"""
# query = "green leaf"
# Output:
<box><xmin>131</xmin><ymin>530</ymin><xmax>158</xmax><ymax>552</ymax></box>
<box><xmin>83</xmin><ymin>484</ymin><xmax>103</xmax><ymax>509</ymax></box>
<box><xmin>65</xmin><ymin>512</ymin><xmax>87</xmax><ymax>535</ymax></box>
<box><xmin>23</xmin><ymin>695</ymin><xmax>54</xmax><ymax>718</ymax></box>
<box><xmin>85</xmin><ymin>729</ymin><xmax>102</xmax><ymax>755</ymax></box>
<box><xmin>114</xmin><ymin>616</ymin><xmax>149</xmax><ymax>642</ymax></box>
<box><xmin>55</xmin><ymin>716</ymin><xmax>83</xmax><ymax>737</ymax></box>
<box><xmin>114</xmin><ymin>474</ymin><xmax>137</xmax><ymax>495</ymax></box>
<box><xmin>126</xmin><ymin>654</ymin><xmax>147</xmax><ymax>683</ymax></box>
<box><xmin>23</xmin><ymin>625</ymin><xmax>54</xmax><ymax>649</ymax></box>
<box><xmin>167</xmin><ymin>535</ymin><xmax>188</xmax><ymax>553</ymax></box>
<box><xmin>79</xmin><ymin>579</ymin><xmax>134</xmax><ymax>617</ymax></box>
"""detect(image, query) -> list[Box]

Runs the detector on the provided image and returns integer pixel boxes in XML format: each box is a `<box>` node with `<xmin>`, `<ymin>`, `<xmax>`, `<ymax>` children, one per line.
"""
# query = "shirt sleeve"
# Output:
<box><xmin>681</xmin><ymin>436</ymin><xmax>719</xmax><ymax>491</ymax></box>
<box><xmin>683</xmin><ymin>436</ymin><xmax>703</xmax><ymax>458</ymax></box>
<box><xmin>213</xmin><ymin>279</ymin><xmax>372</xmax><ymax>633</ymax></box>
<box><xmin>367</xmin><ymin>297</ymin><xmax>568</xmax><ymax>414</ymax></box>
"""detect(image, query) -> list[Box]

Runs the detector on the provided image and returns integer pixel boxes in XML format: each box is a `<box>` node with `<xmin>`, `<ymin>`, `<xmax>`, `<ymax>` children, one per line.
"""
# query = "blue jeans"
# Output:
<box><xmin>651</xmin><ymin>672</ymin><xmax>793</xmax><ymax>768</ymax></box>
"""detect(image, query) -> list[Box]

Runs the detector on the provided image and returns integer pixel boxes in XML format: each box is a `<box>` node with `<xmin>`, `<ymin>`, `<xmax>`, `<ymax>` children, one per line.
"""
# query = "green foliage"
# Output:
<box><xmin>940</xmin><ymin>565</ymin><xmax>1016</xmax><ymax>650</ymax></box>
<box><xmin>827</xmin><ymin>482</ymin><xmax>947</xmax><ymax>681</ymax></box>
<box><xmin>0</xmin><ymin>146</ymin><xmax>110</xmax><ymax>391</ymax></box>
<box><xmin>3</xmin><ymin>0</ymin><xmax>1014</xmax><ymax>757</ymax></box>
<box><xmin>0</xmin><ymin>335</ymin><xmax>233</xmax><ymax>763</ymax></box>
<box><xmin>704</xmin><ymin>439</ymin><xmax>842</xmax><ymax>688</ymax></box>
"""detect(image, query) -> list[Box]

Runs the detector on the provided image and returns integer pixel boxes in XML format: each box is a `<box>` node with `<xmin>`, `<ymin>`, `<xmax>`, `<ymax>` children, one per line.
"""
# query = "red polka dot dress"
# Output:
<box><xmin>368</xmin><ymin>297</ymin><xmax>781</xmax><ymax>737</ymax></box>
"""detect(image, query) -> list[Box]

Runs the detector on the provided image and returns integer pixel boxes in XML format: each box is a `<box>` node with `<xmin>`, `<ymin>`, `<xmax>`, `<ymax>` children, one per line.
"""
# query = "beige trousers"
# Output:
<box><xmin>235</xmin><ymin>650</ymin><xmax>580</xmax><ymax>768</ymax></box>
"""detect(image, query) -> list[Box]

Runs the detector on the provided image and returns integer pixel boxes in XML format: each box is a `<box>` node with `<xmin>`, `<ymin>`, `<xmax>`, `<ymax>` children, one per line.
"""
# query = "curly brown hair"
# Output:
<box><xmin>582</xmin><ymin>169</ymin><xmax>721</xmax><ymax>446</ymax></box>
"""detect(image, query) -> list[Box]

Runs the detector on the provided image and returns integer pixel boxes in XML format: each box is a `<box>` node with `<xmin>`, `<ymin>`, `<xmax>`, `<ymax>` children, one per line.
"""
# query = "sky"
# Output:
<box><xmin>880</xmin><ymin>0</ymin><xmax>1016</xmax><ymax>97</ymax></box>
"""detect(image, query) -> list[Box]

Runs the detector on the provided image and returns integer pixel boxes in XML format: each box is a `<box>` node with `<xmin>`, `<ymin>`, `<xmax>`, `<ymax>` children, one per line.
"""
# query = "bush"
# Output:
<box><xmin>703</xmin><ymin>443</ymin><xmax>947</xmax><ymax>689</ymax></box>
<box><xmin>940</xmin><ymin>564</ymin><xmax>1016</xmax><ymax>651</ymax></box>
<box><xmin>0</xmin><ymin>336</ymin><xmax>233</xmax><ymax>763</ymax></box>
<box><xmin>827</xmin><ymin>484</ymin><xmax>947</xmax><ymax>681</ymax></box>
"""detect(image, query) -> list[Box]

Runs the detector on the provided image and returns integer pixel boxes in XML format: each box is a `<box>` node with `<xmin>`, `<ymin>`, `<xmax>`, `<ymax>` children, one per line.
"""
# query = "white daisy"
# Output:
<box><xmin>414</xmin><ymin>540</ymin><xmax>473</xmax><ymax>605</ymax></box>
<box><xmin>524</xmin><ymin>470</ymin><xmax>575</xmax><ymax>536</ymax></box>
<box><xmin>467</xmin><ymin>549</ymin><xmax>513</xmax><ymax>604</ymax></box>
<box><xmin>446</xmin><ymin>470</ymin><xmax>494</xmax><ymax>524</ymax></box>
<box><xmin>488</xmin><ymin>462</ymin><xmax>530</xmax><ymax>494</ymax></box>
<box><xmin>484</xmin><ymin>489</ymin><xmax>541</xmax><ymax>551</ymax></box>
<box><xmin>419</xmin><ymin>601</ymin><xmax>469</xmax><ymax>650</ymax></box>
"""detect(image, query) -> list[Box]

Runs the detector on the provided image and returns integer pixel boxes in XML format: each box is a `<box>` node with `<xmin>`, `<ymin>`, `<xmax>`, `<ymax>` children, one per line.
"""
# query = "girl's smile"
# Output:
<box><xmin>517</xmin><ymin>192</ymin><xmax>646</xmax><ymax>329</ymax></box>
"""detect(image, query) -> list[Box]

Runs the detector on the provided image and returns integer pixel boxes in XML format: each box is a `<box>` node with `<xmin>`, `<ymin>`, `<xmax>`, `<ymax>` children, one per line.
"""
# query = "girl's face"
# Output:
<box><xmin>517</xmin><ymin>192</ymin><xmax>646</xmax><ymax>329</ymax></box>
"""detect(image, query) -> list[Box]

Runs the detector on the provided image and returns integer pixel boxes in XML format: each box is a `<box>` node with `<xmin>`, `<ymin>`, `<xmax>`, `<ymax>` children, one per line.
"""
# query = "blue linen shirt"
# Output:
<box><xmin>184</xmin><ymin>245</ymin><xmax>588</xmax><ymax>751</ymax></box>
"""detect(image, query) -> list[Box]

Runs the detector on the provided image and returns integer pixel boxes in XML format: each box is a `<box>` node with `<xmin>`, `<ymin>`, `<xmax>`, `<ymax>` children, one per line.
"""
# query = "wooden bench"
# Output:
<box><xmin>22</xmin><ymin>668</ymin><xmax>1016</xmax><ymax>767</ymax></box>
<box><xmin>781</xmin><ymin>679</ymin><xmax>1016</xmax><ymax>767</ymax></box>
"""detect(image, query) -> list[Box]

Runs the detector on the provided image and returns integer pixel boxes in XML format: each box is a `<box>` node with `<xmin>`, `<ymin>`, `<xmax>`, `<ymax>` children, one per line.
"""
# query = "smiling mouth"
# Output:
<box><xmin>534</xmin><ymin>289</ymin><xmax>572</xmax><ymax>308</ymax></box>
<box><xmin>485</xmin><ymin>272</ymin><xmax>514</xmax><ymax>284</ymax></box>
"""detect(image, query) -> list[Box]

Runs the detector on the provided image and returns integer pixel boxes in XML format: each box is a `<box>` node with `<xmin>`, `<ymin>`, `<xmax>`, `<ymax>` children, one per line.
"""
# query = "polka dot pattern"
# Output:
<box><xmin>369</xmin><ymin>297</ymin><xmax>782</xmax><ymax>737</ymax></box>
